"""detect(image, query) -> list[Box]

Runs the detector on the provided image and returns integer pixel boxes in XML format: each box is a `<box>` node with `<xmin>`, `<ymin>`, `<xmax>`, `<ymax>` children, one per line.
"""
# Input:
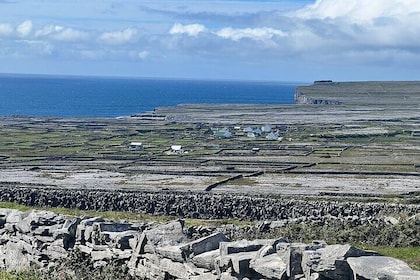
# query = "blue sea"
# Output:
<box><xmin>0</xmin><ymin>74</ymin><xmax>299</xmax><ymax>118</ymax></box>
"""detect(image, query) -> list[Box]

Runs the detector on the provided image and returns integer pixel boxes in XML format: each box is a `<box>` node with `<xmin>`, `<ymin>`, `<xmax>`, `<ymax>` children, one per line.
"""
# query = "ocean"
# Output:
<box><xmin>0</xmin><ymin>74</ymin><xmax>299</xmax><ymax>118</ymax></box>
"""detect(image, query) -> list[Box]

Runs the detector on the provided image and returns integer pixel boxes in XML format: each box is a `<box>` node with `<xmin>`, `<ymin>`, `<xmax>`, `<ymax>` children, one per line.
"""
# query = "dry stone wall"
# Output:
<box><xmin>1</xmin><ymin>208</ymin><xmax>419</xmax><ymax>279</ymax></box>
<box><xmin>0</xmin><ymin>185</ymin><xmax>418</xmax><ymax>222</ymax></box>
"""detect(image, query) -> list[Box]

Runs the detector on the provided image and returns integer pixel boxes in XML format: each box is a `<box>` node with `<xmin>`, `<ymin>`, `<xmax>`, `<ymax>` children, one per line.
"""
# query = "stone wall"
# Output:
<box><xmin>0</xmin><ymin>185</ymin><xmax>418</xmax><ymax>222</ymax></box>
<box><xmin>1</xmin><ymin>208</ymin><xmax>419</xmax><ymax>279</ymax></box>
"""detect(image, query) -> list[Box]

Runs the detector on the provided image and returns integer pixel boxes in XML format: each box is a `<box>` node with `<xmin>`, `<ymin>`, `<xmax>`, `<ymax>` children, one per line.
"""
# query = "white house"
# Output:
<box><xmin>171</xmin><ymin>145</ymin><xmax>183</xmax><ymax>153</ymax></box>
<box><xmin>129</xmin><ymin>142</ymin><xmax>143</xmax><ymax>150</ymax></box>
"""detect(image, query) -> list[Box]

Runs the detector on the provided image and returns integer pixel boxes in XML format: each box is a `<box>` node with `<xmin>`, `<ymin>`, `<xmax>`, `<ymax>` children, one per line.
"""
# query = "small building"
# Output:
<box><xmin>213</xmin><ymin>127</ymin><xmax>232</xmax><ymax>139</ymax></box>
<box><xmin>171</xmin><ymin>145</ymin><xmax>183</xmax><ymax>153</ymax></box>
<box><xmin>266</xmin><ymin>132</ymin><xmax>279</xmax><ymax>141</ymax></box>
<box><xmin>253</xmin><ymin>128</ymin><xmax>263</xmax><ymax>136</ymax></box>
<box><xmin>129</xmin><ymin>142</ymin><xmax>143</xmax><ymax>150</ymax></box>
<box><xmin>247</xmin><ymin>132</ymin><xmax>257</xmax><ymax>138</ymax></box>
<box><xmin>243</xmin><ymin>127</ymin><xmax>254</xmax><ymax>133</ymax></box>
<box><xmin>261</xmin><ymin>124</ymin><xmax>272</xmax><ymax>133</ymax></box>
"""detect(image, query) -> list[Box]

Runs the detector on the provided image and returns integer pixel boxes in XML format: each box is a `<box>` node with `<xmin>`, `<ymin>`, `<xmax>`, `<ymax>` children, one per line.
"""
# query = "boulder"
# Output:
<box><xmin>192</xmin><ymin>249</ymin><xmax>220</xmax><ymax>270</ymax></box>
<box><xmin>98</xmin><ymin>222</ymin><xmax>138</xmax><ymax>232</ymax></box>
<box><xmin>156</xmin><ymin>245</ymin><xmax>185</xmax><ymax>262</ymax></box>
<box><xmin>76</xmin><ymin>216</ymin><xmax>105</xmax><ymax>244</ymax></box>
<box><xmin>0</xmin><ymin>239</ymin><xmax>32</xmax><ymax>271</ymax></box>
<box><xmin>220</xmin><ymin>239</ymin><xmax>275</xmax><ymax>256</ymax></box>
<box><xmin>249</xmin><ymin>253</ymin><xmax>287</xmax><ymax>279</ymax></box>
<box><xmin>181</xmin><ymin>232</ymin><xmax>229</xmax><ymax>258</ymax></box>
<box><xmin>229</xmin><ymin>252</ymin><xmax>258</xmax><ymax>275</ymax></box>
<box><xmin>90</xmin><ymin>248</ymin><xmax>113</xmax><ymax>262</ymax></box>
<box><xmin>143</xmin><ymin>219</ymin><xmax>186</xmax><ymax>247</ymax></box>
<box><xmin>160</xmin><ymin>257</ymin><xmax>189</xmax><ymax>279</ymax></box>
<box><xmin>303</xmin><ymin>244</ymin><xmax>379</xmax><ymax>280</ymax></box>
<box><xmin>347</xmin><ymin>256</ymin><xmax>420</xmax><ymax>280</ymax></box>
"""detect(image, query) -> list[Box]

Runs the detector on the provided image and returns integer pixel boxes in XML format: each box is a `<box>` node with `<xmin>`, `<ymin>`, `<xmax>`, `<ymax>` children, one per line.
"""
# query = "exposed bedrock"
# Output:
<box><xmin>1</xmin><ymin>209</ymin><xmax>419</xmax><ymax>279</ymax></box>
<box><xmin>294</xmin><ymin>90</ymin><xmax>342</xmax><ymax>105</ymax></box>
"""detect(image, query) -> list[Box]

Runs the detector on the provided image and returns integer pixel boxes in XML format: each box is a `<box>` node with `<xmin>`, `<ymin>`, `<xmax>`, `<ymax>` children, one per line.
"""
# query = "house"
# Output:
<box><xmin>247</xmin><ymin>132</ymin><xmax>257</xmax><ymax>138</ymax></box>
<box><xmin>129</xmin><ymin>142</ymin><xmax>143</xmax><ymax>150</ymax></box>
<box><xmin>171</xmin><ymin>145</ymin><xmax>183</xmax><ymax>153</ymax></box>
<box><xmin>253</xmin><ymin>128</ymin><xmax>263</xmax><ymax>136</ymax></box>
<box><xmin>243</xmin><ymin>127</ymin><xmax>254</xmax><ymax>133</ymax></box>
<box><xmin>261</xmin><ymin>124</ymin><xmax>272</xmax><ymax>133</ymax></box>
<box><xmin>213</xmin><ymin>127</ymin><xmax>232</xmax><ymax>139</ymax></box>
<box><xmin>266</xmin><ymin>132</ymin><xmax>279</xmax><ymax>141</ymax></box>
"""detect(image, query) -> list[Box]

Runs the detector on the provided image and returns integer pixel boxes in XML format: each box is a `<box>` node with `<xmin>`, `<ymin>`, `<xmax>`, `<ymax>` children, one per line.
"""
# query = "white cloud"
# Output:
<box><xmin>35</xmin><ymin>25</ymin><xmax>64</xmax><ymax>37</ymax></box>
<box><xmin>34</xmin><ymin>25</ymin><xmax>87</xmax><ymax>42</ymax></box>
<box><xmin>0</xmin><ymin>23</ymin><xmax>13</xmax><ymax>36</ymax></box>
<box><xmin>216</xmin><ymin>27</ymin><xmax>287</xmax><ymax>41</ymax></box>
<box><xmin>80</xmin><ymin>49</ymin><xmax>105</xmax><ymax>59</ymax></box>
<box><xmin>169</xmin><ymin>23</ymin><xmax>206</xmax><ymax>37</ymax></box>
<box><xmin>296</xmin><ymin>0</ymin><xmax>420</xmax><ymax>22</ymax></box>
<box><xmin>138</xmin><ymin>50</ymin><xmax>149</xmax><ymax>59</ymax></box>
<box><xmin>52</xmin><ymin>28</ymin><xmax>88</xmax><ymax>41</ymax></box>
<box><xmin>99</xmin><ymin>28</ymin><xmax>137</xmax><ymax>45</ymax></box>
<box><xmin>16</xmin><ymin>20</ymin><xmax>33</xmax><ymax>37</ymax></box>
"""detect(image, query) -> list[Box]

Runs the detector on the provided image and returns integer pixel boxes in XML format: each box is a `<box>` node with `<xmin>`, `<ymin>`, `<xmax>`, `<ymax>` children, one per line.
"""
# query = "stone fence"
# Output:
<box><xmin>0</xmin><ymin>185</ymin><xmax>418</xmax><ymax>222</ymax></box>
<box><xmin>1</xmin><ymin>208</ymin><xmax>419</xmax><ymax>279</ymax></box>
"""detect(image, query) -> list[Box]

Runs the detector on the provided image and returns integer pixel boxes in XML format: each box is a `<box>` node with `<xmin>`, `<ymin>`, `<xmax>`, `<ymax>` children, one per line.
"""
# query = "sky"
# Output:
<box><xmin>0</xmin><ymin>0</ymin><xmax>420</xmax><ymax>82</ymax></box>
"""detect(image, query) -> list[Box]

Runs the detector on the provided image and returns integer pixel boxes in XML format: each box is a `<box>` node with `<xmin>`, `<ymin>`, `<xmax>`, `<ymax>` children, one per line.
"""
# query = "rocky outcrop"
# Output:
<box><xmin>1</xmin><ymin>208</ymin><xmax>419</xmax><ymax>279</ymax></box>
<box><xmin>294</xmin><ymin>90</ymin><xmax>342</xmax><ymax>105</ymax></box>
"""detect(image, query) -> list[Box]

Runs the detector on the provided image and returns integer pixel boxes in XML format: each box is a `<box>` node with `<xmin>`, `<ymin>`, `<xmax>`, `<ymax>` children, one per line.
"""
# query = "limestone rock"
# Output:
<box><xmin>303</xmin><ymin>244</ymin><xmax>379</xmax><ymax>280</ymax></box>
<box><xmin>156</xmin><ymin>245</ymin><xmax>185</xmax><ymax>262</ymax></box>
<box><xmin>249</xmin><ymin>253</ymin><xmax>287</xmax><ymax>279</ymax></box>
<box><xmin>192</xmin><ymin>249</ymin><xmax>220</xmax><ymax>270</ymax></box>
<box><xmin>182</xmin><ymin>232</ymin><xmax>229</xmax><ymax>258</ymax></box>
<box><xmin>347</xmin><ymin>256</ymin><xmax>420</xmax><ymax>280</ymax></box>
<box><xmin>143</xmin><ymin>219</ymin><xmax>186</xmax><ymax>247</ymax></box>
<box><xmin>220</xmin><ymin>239</ymin><xmax>275</xmax><ymax>256</ymax></box>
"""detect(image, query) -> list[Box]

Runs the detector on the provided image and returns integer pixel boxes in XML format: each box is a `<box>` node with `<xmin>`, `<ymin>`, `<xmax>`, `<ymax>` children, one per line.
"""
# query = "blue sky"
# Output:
<box><xmin>0</xmin><ymin>0</ymin><xmax>419</xmax><ymax>81</ymax></box>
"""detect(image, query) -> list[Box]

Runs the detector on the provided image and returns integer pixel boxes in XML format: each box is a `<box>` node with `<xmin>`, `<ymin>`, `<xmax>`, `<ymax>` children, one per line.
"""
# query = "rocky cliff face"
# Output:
<box><xmin>294</xmin><ymin>90</ymin><xmax>342</xmax><ymax>105</ymax></box>
<box><xmin>1</xmin><ymin>208</ymin><xmax>419</xmax><ymax>279</ymax></box>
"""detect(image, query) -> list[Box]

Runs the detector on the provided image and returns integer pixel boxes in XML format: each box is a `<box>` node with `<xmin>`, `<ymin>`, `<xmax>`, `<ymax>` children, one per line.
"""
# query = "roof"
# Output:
<box><xmin>130</xmin><ymin>142</ymin><xmax>143</xmax><ymax>146</ymax></box>
<box><xmin>171</xmin><ymin>145</ymin><xmax>182</xmax><ymax>151</ymax></box>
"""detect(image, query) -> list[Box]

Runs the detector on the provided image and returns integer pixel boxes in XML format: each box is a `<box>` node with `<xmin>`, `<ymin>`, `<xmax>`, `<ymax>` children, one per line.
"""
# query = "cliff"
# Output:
<box><xmin>295</xmin><ymin>81</ymin><xmax>420</xmax><ymax>105</ymax></box>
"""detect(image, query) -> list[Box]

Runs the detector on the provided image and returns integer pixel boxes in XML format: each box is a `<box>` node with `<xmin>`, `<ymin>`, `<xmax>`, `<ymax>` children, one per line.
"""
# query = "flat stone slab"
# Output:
<box><xmin>347</xmin><ymin>256</ymin><xmax>420</xmax><ymax>280</ymax></box>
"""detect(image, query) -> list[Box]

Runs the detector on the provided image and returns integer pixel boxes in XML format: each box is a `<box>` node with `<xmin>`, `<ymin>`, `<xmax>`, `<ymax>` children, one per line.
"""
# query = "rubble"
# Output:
<box><xmin>0</xmin><ymin>208</ymin><xmax>419</xmax><ymax>279</ymax></box>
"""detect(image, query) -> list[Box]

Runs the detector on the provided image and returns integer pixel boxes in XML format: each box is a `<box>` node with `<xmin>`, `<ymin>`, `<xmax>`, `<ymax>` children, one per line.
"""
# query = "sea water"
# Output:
<box><xmin>0</xmin><ymin>74</ymin><xmax>299</xmax><ymax>118</ymax></box>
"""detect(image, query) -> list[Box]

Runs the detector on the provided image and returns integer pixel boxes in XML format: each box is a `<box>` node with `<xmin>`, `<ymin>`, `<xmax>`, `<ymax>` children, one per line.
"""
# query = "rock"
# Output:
<box><xmin>249</xmin><ymin>253</ymin><xmax>287</xmax><ymax>279</ymax></box>
<box><xmin>156</xmin><ymin>245</ymin><xmax>185</xmax><ymax>262</ymax></box>
<box><xmin>160</xmin><ymin>257</ymin><xmax>189</xmax><ymax>279</ymax></box>
<box><xmin>303</xmin><ymin>244</ymin><xmax>379</xmax><ymax>280</ymax></box>
<box><xmin>76</xmin><ymin>216</ymin><xmax>105</xmax><ymax>245</ymax></box>
<box><xmin>347</xmin><ymin>256</ymin><xmax>420</xmax><ymax>280</ymax></box>
<box><xmin>384</xmin><ymin>216</ymin><xmax>399</xmax><ymax>225</ymax></box>
<box><xmin>98</xmin><ymin>230</ymin><xmax>139</xmax><ymax>249</ymax></box>
<box><xmin>91</xmin><ymin>248</ymin><xmax>113</xmax><ymax>262</ymax></box>
<box><xmin>191</xmin><ymin>249</ymin><xmax>220</xmax><ymax>270</ymax></box>
<box><xmin>220</xmin><ymin>239</ymin><xmax>275</xmax><ymax>256</ymax></box>
<box><xmin>181</xmin><ymin>232</ymin><xmax>229</xmax><ymax>258</ymax></box>
<box><xmin>98</xmin><ymin>222</ymin><xmax>138</xmax><ymax>232</ymax></box>
<box><xmin>112</xmin><ymin>248</ymin><xmax>132</xmax><ymax>260</ymax></box>
<box><xmin>143</xmin><ymin>219</ymin><xmax>186</xmax><ymax>247</ymax></box>
<box><xmin>5</xmin><ymin>209</ymin><xmax>26</xmax><ymax>224</ymax></box>
<box><xmin>0</xmin><ymin>240</ymin><xmax>32</xmax><ymax>271</ymax></box>
<box><xmin>229</xmin><ymin>251</ymin><xmax>258</xmax><ymax>275</ymax></box>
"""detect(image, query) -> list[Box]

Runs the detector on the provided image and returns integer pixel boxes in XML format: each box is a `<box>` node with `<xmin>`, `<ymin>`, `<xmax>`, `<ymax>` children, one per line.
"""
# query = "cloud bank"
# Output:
<box><xmin>0</xmin><ymin>0</ymin><xmax>419</xmax><ymax>80</ymax></box>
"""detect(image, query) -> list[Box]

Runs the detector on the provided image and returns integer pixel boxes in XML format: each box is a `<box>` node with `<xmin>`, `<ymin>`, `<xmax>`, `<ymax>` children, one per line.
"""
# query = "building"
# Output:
<box><xmin>129</xmin><ymin>142</ymin><xmax>143</xmax><ymax>150</ymax></box>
